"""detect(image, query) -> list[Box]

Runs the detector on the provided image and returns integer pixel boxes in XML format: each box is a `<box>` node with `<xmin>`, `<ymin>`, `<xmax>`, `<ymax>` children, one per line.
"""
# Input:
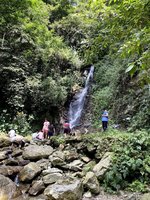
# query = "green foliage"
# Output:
<box><xmin>92</xmin><ymin>86</ymin><xmax>112</xmax><ymax>121</ymax></box>
<box><xmin>0</xmin><ymin>110</ymin><xmax>33</xmax><ymax>136</ymax></box>
<box><xmin>0</xmin><ymin>0</ymin><xmax>30</xmax><ymax>26</ymax></box>
<box><xmin>103</xmin><ymin>130</ymin><xmax>150</xmax><ymax>191</ymax></box>
<box><xmin>13</xmin><ymin>112</ymin><xmax>33</xmax><ymax>136</ymax></box>
<box><xmin>0</xmin><ymin>0</ymin><xmax>150</xmax><ymax>132</ymax></box>
<box><xmin>0</xmin><ymin>0</ymin><xmax>82</xmax><ymax>126</ymax></box>
<box><xmin>128</xmin><ymin>180</ymin><xmax>148</xmax><ymax>193</ymax></box>
<box><xmin>50</xmin><ymin>135</ymin><xmax>66</xmax><ymax>147</ymax></box>
<box><xmin>45</xmin><ymin>0</ymin><xmax>74</xmax><ymax>23</ymax></box>
<box><xmin>0</xmin><ymin>110</ymin><xmax>12</xmax><ymax>132</ymax></box>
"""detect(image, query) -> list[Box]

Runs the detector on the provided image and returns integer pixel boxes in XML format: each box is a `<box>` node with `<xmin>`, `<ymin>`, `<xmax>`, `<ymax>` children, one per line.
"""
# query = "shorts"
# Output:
<box><xmin>48</xmin><ymin>132</ymin><xmax>53</xmax><ymax>136</ymax></box>
<box><xmin>64</xmin><ymin>128</ymin><xmax>70</xmax><ymax>134</ymax></box>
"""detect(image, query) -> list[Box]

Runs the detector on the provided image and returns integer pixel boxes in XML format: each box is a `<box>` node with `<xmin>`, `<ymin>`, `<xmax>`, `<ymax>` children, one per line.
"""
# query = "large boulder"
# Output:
<box><xmin>19</xmin><ymin>162</ymin><xmax>41</xmax><ymax>182</ymax></box>
<box><xmin>23</xmin><ymin>145</ymin><xmax>53</xmax><ymax>160</ymax></box>
<box><xmin>44</xmin><ymin>179</ymin><xmax>83</xmax><ymax>200</ymax></box>
<box><xmin>0</xmin><ymin>174</ymin><xmax>17</xmax><ymax>199</ymax></box>
<box><xmin>93</xmin><ymin>152</ymin><xmax>113</xmax><ymax>180</ymax></box>
<box><xmin>82</xmin><ymin>171</ymin><xmax>100</xmax><ymax>194</ymax></box>
<box><xmin>28</xmin><ymin>180</ymin><xmax>45</xmax><ymax>196</ymax></box>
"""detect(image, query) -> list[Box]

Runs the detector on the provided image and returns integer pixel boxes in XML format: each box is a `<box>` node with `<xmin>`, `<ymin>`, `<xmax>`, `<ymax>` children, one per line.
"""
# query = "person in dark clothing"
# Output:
<box><xmin>102</xmin><ymin>109</ymin><xmax>108</xmax><ymax>131</ymax></box>
<box><xmin>48</xmin><ymin>124</ymin><xmax>55</xmax><ymax>138</ymax></box>
<box><xmin>63</xmin><ymin>121</ymin><xmax>71</xmax><ymax>137</ymax></box>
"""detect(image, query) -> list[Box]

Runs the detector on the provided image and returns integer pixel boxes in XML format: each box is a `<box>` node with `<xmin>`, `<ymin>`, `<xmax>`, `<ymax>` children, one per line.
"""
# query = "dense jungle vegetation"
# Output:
<box><xmin>0</xmin><ymin>0</ymin><xmax>150</xmax><ymax>194</ymax></box>
<box><xmin>0</xmin><ymin>0</ymin><xmax>150</xmax><ymax>133</ymax></box>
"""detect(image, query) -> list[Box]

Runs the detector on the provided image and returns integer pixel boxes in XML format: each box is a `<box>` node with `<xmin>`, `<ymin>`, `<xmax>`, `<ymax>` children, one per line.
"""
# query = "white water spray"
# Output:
<box><xmin>69</xmin><ymin>66</ymin><xmax>94</xmax><ymax>129</ymax></box>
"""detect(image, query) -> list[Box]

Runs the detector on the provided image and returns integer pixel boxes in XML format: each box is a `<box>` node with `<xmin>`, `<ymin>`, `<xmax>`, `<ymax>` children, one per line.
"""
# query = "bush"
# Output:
<box><xmin>0</xmin><ymin>110</ymin><xmax>33</xmax><ymax>136</ymax></box>
<box><xmin>103</xmin><ymin>130</ymin><xmax>150</xmax><ymax>192</ymax></box>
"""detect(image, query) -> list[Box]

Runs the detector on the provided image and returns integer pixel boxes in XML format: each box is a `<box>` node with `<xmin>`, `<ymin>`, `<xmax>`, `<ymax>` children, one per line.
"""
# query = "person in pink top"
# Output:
<box><xmin>42</xmin><ymin>119</ymin><xmax>50</xmax><ymax>139</ymax></box>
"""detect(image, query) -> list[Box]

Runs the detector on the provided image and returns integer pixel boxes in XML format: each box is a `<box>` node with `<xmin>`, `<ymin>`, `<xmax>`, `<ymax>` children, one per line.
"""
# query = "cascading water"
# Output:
<box><xmin>69</xmin><ymin>66</ymin><xmax>94</xmax><ymax>129</ymax></box>
<box><xmin>14</xmin><ymin>174</ymin><xmax>20</xmax><ymax>187</ymax></box>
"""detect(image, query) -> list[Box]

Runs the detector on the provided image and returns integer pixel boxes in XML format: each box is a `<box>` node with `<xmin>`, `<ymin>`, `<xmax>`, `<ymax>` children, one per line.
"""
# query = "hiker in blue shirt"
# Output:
<box><xmin>102</xmin><ymin>109</ymin><xmax>108</xmax><ymax>131</ymax></box>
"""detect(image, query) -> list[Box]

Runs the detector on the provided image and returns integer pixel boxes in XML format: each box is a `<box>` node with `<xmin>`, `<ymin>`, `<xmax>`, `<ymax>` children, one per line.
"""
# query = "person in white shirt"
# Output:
<box><xmin>8</xmin><ymin>129</ymin><xmax>25</xmax><ymax>148</ymax></box>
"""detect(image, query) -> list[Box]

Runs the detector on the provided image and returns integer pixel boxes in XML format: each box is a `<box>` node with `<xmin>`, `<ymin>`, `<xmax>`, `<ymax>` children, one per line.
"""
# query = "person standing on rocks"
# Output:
<box><xmin>63</xmin><ymin>120</ymin><xmax>71</xmax><ymax>137</ymax></box>
<box><xmin>102</xmin><ymin>109</ymin><xmax>108</xmax><ymax>131</ymax></box>
<box><xmin>48</xmin><ymin>124</ymin><xmax>55</xmax><ymax>138</ymax></box>
<box><xmin>42</xmin><ymin>118</ymin><xmax>50</xmax><ymax>139</ymax></box>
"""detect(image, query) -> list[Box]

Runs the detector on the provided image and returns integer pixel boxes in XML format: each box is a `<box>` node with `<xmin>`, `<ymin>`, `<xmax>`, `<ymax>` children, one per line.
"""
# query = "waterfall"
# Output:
<box><xmin>69</xmin><ymin>66</ymin><xmax>94</xmax><ymax>129</ymax></box>
<box><xmin>14</xmin><ymin>174</ymin><xmax>19</xmax><ymax>187</ymax></box>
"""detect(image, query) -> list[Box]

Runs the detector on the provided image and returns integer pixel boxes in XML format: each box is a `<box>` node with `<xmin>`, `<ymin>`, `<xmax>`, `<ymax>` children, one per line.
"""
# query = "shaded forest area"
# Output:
<box><xmin>0</xmin><ymin>0</ymin><xmax>150</xmax><ymax>134</ymax></box>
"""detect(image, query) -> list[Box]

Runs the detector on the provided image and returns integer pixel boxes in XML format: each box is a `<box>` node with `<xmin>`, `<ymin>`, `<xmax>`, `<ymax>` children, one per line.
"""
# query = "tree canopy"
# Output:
<box><xmin>0</xmin><ymin>0</ymin><xmax>149</xmax><ymax>132</ymax></box>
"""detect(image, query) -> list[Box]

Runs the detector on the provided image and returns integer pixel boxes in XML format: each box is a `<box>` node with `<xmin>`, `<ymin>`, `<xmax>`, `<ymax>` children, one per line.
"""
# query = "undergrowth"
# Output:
<box><xmin>102</xmin><ymin>130</ymin><xmax>150</xmax><ymax>192</ymax></box>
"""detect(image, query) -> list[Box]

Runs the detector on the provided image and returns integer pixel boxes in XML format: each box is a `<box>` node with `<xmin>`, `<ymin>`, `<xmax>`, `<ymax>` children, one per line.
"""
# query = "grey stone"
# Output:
<box><xmin>0</xmin><ymin>137</ymin><xmax>11</xmax><ymax>148</ymax></box>
<box><xmin>81</xmin><ymin>156</ymin><xmax>91</xmax><ymax>163</ymax></box>
<box><xmin>19</xmin><ymin>162</ymin><xmax>41</xmax><ymax>182</ymax></box>
<box><xmin>140</xmin><ymin>193</ymin><xmax>150</xmax><ymax>200</ymax></box>
<box><xmin>83</xmin><ymin>171</ymin><xmax>100</xmax><ymax>194</ymax></box>
<box><xmin>83</xmin><ymin>191</ymin><xmax>92</xmax><ymax>198</ymax></box>
<box><xmin>43</xmin><ymin>173</ymin><xmax>63</xmax><ymax>184</ymax></box>
<box><xmin>29</xmin><ymin>180</ymin><xmax>45</xmax><ymax>196</ymax></box>
<box><xmin>0</xmin><ymin>165</ymin><xmax>22</xmax><ymax>176</ymax></box>
<box><xmin>0</xmin><ymin>151</ymin><xmax>7</xmax><ymax>161</ymax></box>
<box><xmin>63</xmin><ymin>159</ymin><xmax>84</xmax><ymax>171</ymax></box>
<box><xmin>42</xmin><ymin>167</ymin><xmax>63</xmax><ymax>176</ymax></box>
<box><xmin>64</xmin><ymin>150</ymin><xmax>79</xmax><ymax>162</ymax></box>
<box><xmin>23</xmin><ymin>145</ymin><xmax>53</xmax><ymax>160</ymax></box>
<box><xmin>0</xmin><ymin>174</ymin><xmax>16</xmax><ymax>199</ymax></box>
<box><xmin>36</xmin><ymin>159</ymin><xmax>51</xmax><ymax>170</ymax></box>
<box><xmin>49</xmin><ymin>150</ymin><xmax>65</xmax><ymax>166</ymax></box>
<box><xmin>93</xmin><ymin>152</ymin><xmax>113</xmax><ymax>179</ymax></box>
<box><xmin>44</xmin><ymin>179</ymin><xmax>83</xmax><ymax>200</ymax></box>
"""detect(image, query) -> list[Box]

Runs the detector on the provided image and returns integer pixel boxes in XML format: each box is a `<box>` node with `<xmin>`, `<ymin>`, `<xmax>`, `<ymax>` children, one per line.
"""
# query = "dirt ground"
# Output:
<box><xmin>82</xmin><ymin>191</ymin><xmax>141</xmax><ymax>200</ymax></box>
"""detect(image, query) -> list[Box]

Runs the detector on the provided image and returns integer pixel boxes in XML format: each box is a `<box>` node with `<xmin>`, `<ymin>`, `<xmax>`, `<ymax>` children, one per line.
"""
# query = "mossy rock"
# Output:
<box><xmin>0</xmin><ymin>137</ymin><xmax>11</xmax><ymax>148</ymax></box>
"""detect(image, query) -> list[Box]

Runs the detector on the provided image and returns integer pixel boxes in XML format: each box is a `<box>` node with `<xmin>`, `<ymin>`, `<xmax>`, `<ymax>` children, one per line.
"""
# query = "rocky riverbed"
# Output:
<box><xmin>0</xmin><ymin>135</ymin><xmax>149</xmax><ymax>200</ymax></box>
